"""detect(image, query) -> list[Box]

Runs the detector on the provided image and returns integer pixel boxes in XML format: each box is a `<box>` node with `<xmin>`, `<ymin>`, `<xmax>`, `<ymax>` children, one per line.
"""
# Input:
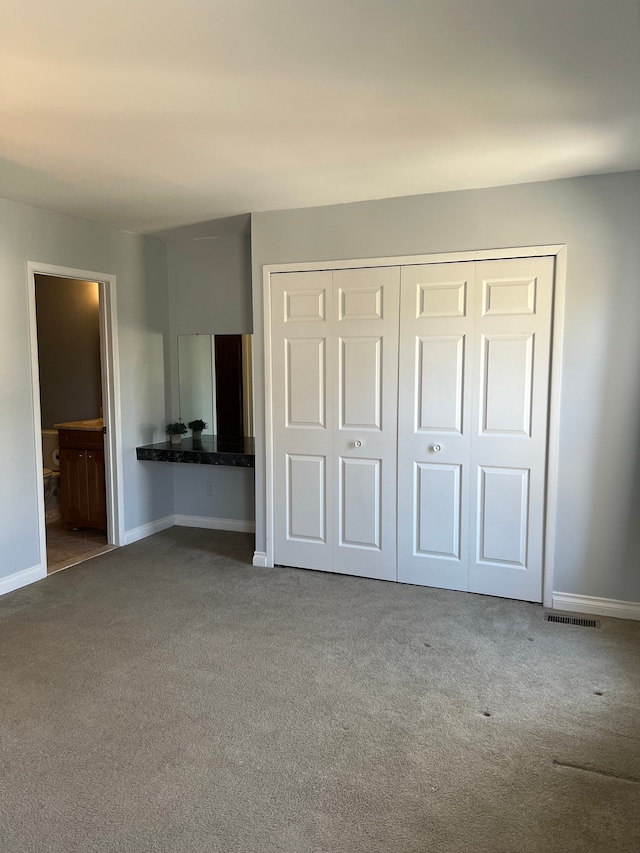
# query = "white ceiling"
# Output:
<box><xmin>1</xmin><ymin>0</ymin><xmax>639</xmax><ymax>234</ymax></box>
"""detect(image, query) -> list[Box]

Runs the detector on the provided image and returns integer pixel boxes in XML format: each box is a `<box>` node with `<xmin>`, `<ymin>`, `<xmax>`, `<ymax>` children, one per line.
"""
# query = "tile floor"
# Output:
<box><xmin>45</xmin><ymin>519</ymin><xmax>112</xmax><ymax>574</ymax></box>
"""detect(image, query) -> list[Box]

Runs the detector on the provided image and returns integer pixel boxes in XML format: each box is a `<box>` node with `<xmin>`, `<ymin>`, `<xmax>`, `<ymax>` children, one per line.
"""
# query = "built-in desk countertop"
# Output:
<box><xmin>136</xmin><ymin>436</ymin><xmax>255</xmax><ymax>468</ymax></box>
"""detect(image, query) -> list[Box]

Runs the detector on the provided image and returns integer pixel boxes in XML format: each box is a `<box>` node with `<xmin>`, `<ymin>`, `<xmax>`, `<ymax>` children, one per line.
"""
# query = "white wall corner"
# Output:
<box><xmin>552</xmin><ymin>592</ymin><xmax>640</xmax><ymax>622</ymax></box>
<box><xmin>174</xmin><ymin>515</ymin><xmax>255</xmax><ymax>534</ymax></box>
<box><xmin>124</xmin><ymin>515</ymin><xmax>175</xmax><ymax>545</ymax></box>
<box><xmin>252</xmin><ymin>551</ymin><xmax>268</xmax><ymax>567</ymax></box>
<box><xmin>0</xmin><ymin>564</ymin><xmax>47</xmax><ymax>598</ymax></box>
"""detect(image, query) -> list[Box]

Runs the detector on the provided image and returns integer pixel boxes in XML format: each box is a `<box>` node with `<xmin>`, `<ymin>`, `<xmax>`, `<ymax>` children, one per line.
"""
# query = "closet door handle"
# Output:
<box><xmin>432</xmin><ymin>444</ymin><xmax>442</xmax><ymax>453</ymax></box>
<box><xmin>354</xmin><ymin>440</ymin><xmax>362</xmax><ymax>448</ymax></box>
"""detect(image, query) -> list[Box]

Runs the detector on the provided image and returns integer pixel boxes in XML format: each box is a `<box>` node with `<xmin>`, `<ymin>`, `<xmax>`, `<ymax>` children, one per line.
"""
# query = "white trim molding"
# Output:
<box><xmin>0</xmin><ymin>564</ymin><xmax>47</xmax><ymax>598</ymax></box>
<box><xmin>97</xmin><ymin>277</ymin><xmax>125</xmax><ymax>547</ymax></box>
<box><xmin>26</xmin><ymin>261</ymin><xmax>125</xmax><ymax>575</ymax></box>
<box><xmin>252</xmin><ymin>551</ymin><xmax>268</xmax><ymax>567</ymax></box>
<box><xmin>542</xmin><ymin>247</ymin><xmax>567</xmax><ymax>609</ymax></box>
<box><xmin>174</xmin><ymin>515</ymin><xmax>255</xmax><ymax>534</ymax></box>
<box><xmin>262</xmin><ymin>245</ymin><xmax>567</xmax><ymax>275</ymax></box>
<box><xmin>124</xmin><ymin>516</ymin><xmax>175</xmax><ymax>545</ymax></box>
<box><xmin>108</xmin><ymin>515</ymin><xmax>256</xmax><ymax>546</ymax></box>
<box><xmin>552</xmin><ymin>592</ymin><xmax>640</xmax><ymax>622</ymax></box>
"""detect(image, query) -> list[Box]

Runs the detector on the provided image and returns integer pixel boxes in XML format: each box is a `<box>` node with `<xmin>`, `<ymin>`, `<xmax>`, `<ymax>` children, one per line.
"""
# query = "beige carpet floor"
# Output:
<box><xmin>0</xmin><ymin>526</ymin><xmax>639</xmax><ymax>853</ymax></box>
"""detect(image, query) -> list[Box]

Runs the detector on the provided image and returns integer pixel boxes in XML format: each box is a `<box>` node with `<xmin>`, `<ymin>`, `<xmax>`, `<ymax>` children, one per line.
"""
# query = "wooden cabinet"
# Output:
<box><xmin>58</xmin><ymin>430</ymin><xmax>106</xmax><ymax>532</ymax></box>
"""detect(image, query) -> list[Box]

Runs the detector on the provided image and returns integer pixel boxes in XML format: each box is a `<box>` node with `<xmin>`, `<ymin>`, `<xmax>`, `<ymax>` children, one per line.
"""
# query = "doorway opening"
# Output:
<box><xmin>28</xmin><ymin>263</ymin><xmax>124</xmax><ymax>577</ymax></box>
<box><xmin>36</xmin><ymin>274</ymin><xmax>109</xmax><ymax>572</ymax></box>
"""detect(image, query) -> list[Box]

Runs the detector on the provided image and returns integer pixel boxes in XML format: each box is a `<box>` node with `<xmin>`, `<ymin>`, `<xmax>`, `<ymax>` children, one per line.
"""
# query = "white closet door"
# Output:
<box><xmin>468</xmin><ymin>257</ymin><xmax>554</xmax><ymax>601</ymax></box>
<box><xmin>271</xmin><ymin>255</ymin><xmax>554</xmax><ymax>602</ymax></box>
<box><xmin>332</xmin><ymin>267</ymin><xmax>400</xmax><ymax>581</ymax></box>
<box><xmin>271</xmin><ymin>271</ymin><xmax>334</xmax><ymax>570</ymax></box>
<box><xmin>397</xmin><ymin>256</ymin><xmax>554</xmax><ymax>602</ymax></box>
<box><xmin>397</xmin><ymin>262</ymin><xmax>474</xmax><ymax>590</ymax></box>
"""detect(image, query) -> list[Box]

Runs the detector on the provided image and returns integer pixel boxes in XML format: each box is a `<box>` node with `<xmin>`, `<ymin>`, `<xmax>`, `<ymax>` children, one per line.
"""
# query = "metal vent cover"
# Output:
<box><xmin>545</xmin><ymin>613</ymin><xmax>601</xmax><ymax>628</ymax></box>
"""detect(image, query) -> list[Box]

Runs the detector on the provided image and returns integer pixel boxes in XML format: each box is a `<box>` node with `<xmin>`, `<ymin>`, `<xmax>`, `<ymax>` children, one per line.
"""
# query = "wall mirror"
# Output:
<box><xmin>178</xmin><ymin>334</ymin><xmax>254</xmax><ymax>438</ymax></box>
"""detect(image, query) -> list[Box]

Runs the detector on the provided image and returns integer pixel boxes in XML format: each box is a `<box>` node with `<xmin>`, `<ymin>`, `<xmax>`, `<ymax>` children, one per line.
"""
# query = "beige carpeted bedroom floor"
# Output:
<box><xmin>1</xmin><ymin>526</ymin><xmax>638</xmax><ymax>852</ymax></box>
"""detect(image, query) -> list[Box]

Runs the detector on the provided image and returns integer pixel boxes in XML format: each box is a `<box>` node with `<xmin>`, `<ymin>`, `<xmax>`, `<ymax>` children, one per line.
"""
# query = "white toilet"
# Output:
<box><xmin>42</xmin><ymin>429</ymin><xmax>61</xmax><ymax>523</ymax></box>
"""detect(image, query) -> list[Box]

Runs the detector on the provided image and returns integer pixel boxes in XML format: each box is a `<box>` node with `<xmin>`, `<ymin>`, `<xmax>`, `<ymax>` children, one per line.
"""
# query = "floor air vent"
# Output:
<box><xmin>545</xmin><ymin>613</ymin><xmax>601</xmax><ymax>628</ymax></box>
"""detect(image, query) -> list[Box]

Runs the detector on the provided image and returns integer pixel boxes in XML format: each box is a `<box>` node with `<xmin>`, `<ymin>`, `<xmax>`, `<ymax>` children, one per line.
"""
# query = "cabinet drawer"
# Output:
<box><xmin>58</xmin><ymin>429</ymin><xmax>103</xmax><ymax>450</ymax></box>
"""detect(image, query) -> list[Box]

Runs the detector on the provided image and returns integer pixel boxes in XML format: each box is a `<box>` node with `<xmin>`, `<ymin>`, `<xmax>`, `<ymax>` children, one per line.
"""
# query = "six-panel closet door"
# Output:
<box><xmin>397</xmin><ymin>257</ymin><xmax>554</xmax><ymax>602</ymax></box>
<box><xmin>467</xmin><ymin>258</ymin><xmax>554</xmax><ymax>601</ymax></box>
<box><xmin>270</xmin><ymin>256</ymin><xmax>554</xmax><ymax>602</ymax></box>
<box><xmin>396</xmin><ymin>262</ymin><xmax>474</xmax><ymax>591</ymax></box>
<box><xmin>271</xmin><ymin>271</ymin><xmax>334</xmax><ymax>572</ymax></box>
<box><xmin>271</xmin><ymin>267</ymin><xmax>400</xmax><ymax>581</ymax></box>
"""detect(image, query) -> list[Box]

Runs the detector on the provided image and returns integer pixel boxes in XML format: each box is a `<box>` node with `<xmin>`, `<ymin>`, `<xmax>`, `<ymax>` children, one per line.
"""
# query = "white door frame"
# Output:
<box><xmin>262</xmin><ymin>244</ymin><xmax>567</xmax><ymax>608</ymax></box>
<box><xmin>27</xmin><ymin>262</ymin><xmax>125</xmax><ymax>574</ymax></box>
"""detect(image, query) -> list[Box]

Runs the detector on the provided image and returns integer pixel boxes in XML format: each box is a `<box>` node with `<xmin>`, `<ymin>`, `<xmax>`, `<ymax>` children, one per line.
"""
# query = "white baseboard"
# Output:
<box><xmin>252</xmin><ymin>551</ymin><xmax>268</xmax><ymax>567</ymax></box>
<box><xmin>81</xmin><ymin>514</ymin><xmax>255</xmax><ymax>547</ymax></box>
<box><xmin>0</xmin><ymin>563</ymin><xmax>47</xmax><ymax>597</ymax></box>
<box><xmin>124</xmin><ymin>515</ymin><xmax>175</xmax><ymax>545</ymax></box>
<box><xmin>175</xmin><ymin>515</ymin><xmax>255</xmax><ymax>534</ymax></box>
<box><xmin>552</xmin><ymin>592</ymin><xmax>640</xmax><ymax>622</ymax></box>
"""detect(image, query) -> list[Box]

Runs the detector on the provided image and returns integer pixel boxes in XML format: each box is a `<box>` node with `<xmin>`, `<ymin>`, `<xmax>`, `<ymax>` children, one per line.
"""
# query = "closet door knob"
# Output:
<box><xmin>354</xmin><ymin>440</ymin><xmax>362</xmax><ymax>448</ymax></box>
<box><xmin>432</xmin><ymin>444</ymin><xmax>442</xmax><ymax>453</ymax></box>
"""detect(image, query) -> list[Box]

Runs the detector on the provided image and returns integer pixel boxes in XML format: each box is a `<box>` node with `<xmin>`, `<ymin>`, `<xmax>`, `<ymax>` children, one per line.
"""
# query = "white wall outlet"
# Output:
<box><xmin>207</xmin><ymin>482</ymin><xmax>215</xmax><ymax>496</ymax></box>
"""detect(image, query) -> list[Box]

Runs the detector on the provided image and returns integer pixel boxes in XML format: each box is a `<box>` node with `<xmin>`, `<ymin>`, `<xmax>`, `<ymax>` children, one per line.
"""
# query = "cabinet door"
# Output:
<box><xmin>86</xmin><ymin>450</ymin><xmax>107</xmax><ymax>531</ymax></box>
<box><xmin>59</xmin><ymin>448</ymin><xmax>88</xmax><ymax>526</ymax></box>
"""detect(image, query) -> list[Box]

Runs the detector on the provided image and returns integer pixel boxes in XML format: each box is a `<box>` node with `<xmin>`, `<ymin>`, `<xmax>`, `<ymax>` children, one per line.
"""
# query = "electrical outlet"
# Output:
<box><xmin>207</xmin><ymin>482</ymin><xmax>215</xmax><ymax>496</ymax></box>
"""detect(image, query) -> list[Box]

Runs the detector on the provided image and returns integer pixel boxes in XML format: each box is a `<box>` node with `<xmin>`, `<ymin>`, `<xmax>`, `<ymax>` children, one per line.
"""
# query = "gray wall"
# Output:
<box><xmin>167</xmin><ymin>235</ymin><xmax>252</xmax><ymax>337</ymax></box>
<box><xmin>0</xmin><ymin>196</ymin><xmax>173</xmax><ymax>581</ymax></box>
<box><xmin>173</xmin><ymin>465</ymin><xmax>255</xmax><ymax>523</ymax></box>
<box><xmin>251</xmin><ymin>171</ymin><xmax>640</xmax><ymax>604</ymax></box>
<box><xmin>35</xmin><ymin>275</ymin><xmax>102</xmax><ymax>428</ymax></box>
<box><xmin>166</xmin><ymin>234</ymin><xmax>254</xmax><ymax>522</ymax></box>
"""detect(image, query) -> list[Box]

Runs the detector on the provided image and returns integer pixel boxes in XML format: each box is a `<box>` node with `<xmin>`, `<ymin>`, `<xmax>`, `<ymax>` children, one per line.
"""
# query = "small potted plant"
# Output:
<box><xmin>166</xmin><ymin>421</ymin><xmax>188</xmax><ymax>446</ymax></box>
<box><xmin>187</xmin><ymin>419</ymin><xmax>208</xmax><ymax>440</ymax></box>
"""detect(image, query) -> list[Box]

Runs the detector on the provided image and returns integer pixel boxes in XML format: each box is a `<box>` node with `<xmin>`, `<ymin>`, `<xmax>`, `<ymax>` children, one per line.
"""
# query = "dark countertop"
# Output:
<box><xmin>136</xmin><ymin>436</ymin><xmax>255</xmax><ymax>468</ymax></box>
<box><xmin>53</xmin><ymin>418</ymin><xmax>104</xmax><ymax>432</ymax></box>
